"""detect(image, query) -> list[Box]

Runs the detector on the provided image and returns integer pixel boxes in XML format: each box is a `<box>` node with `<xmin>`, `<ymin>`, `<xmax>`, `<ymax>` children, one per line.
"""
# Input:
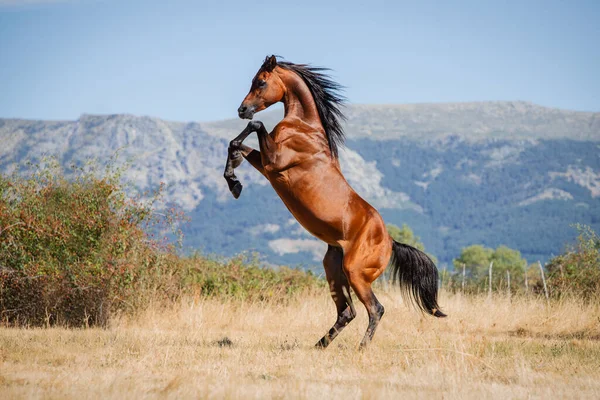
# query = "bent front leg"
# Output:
<box><xmin>224</xmin><ymin>147</ymin><xmax>244</xmax><ymax>199</ymax></box>
<box><xmin>223</xmin><ymin>121</ymin><xmax>268</xmax><ymax>198</ymax></box>
<box><xmin>239</xmin><ymin>144</ymin><xmax>265</xmax><ymax>177</ymax></box>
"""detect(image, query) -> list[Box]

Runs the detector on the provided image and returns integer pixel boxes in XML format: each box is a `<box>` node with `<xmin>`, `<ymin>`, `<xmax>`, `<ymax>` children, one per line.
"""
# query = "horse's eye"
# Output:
<box><xmin>258</xmin><ymin>80</ymin><xmax>267</xmax><ymax>88</ymax></box>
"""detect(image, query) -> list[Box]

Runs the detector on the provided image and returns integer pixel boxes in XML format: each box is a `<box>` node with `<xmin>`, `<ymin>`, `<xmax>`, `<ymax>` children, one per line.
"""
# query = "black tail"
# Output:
<box><xmin>389</xmin><ymin>240</ymin><xmax>447</xmax><ymax>318</ymax></box>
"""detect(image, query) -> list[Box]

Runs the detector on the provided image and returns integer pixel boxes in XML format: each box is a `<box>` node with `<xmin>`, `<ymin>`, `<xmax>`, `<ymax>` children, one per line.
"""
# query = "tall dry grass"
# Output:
<box><xmin>1</xmin><ymin>290</ymin><xmax>599</xmax><ymax>399</ymax></box>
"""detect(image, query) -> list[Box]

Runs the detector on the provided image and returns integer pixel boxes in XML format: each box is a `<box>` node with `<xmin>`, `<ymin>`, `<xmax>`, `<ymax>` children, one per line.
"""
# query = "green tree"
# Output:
<box><xmin>453</xmin><ymin>244</ymin><xmax>493</xmax><ymax>278</ymax></box>
<box><xmin>490</xmin><ymin>245</ymin><xmax>526</xmax><ymax>289</ymax></box>
<box><xmin>386</xmin><ymin>223</ymin><xmax>438</xmax><ymax>264</ymax></box>
<box><xmin>492</xmin><ymin>246</ymin><xmax>525</xmax><ymax>272</ymax></box>
<box><xmin>453</xmin><ymin>244</ymin><xmax>527</xmax><ymax>293</ymax></box>
<box><xmin>386</xmin><ymin>223</ymin><xmax>425</xmax><ymax>251</ymax></box>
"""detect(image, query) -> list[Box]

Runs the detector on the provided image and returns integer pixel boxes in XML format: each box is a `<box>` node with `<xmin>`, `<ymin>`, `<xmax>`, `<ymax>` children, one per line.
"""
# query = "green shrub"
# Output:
<box><xmin>543</xmin><ymin>225</ymin><xmax>600</xmax><ymax>301</ymax></box>
<box><xmin>180</xmin><ymin>253</ymin><xmax>324</xmax><ymax>302</ymax></box>
<box><xmin>0</xmin><ymin>159</ymin><xmax>322</xmax><ymax>327</ymax></box>
<box><xmin>0</xmin><ymin>159</ymin><xmax>167</xmax><ymax>326</ymax></box>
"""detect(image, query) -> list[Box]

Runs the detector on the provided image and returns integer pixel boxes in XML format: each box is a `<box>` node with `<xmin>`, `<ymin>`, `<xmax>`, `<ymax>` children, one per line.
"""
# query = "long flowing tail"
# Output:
<box><xmin>389</xmin><ymin>240</ymin><xmax>447</xmax><ymax>318</ymax></box>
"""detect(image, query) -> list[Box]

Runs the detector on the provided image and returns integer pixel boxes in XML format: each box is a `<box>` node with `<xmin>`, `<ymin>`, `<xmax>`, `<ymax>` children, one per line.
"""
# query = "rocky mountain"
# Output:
<box><xmin>1</xmin><ymin>101</ymin><xmax>599</xmax><ymax>269</ymax></box>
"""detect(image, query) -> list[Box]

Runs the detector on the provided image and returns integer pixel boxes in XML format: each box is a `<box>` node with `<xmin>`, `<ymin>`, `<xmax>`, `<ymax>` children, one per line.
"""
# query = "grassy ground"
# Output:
<box><xmin>1</xmin><ymin>291</ymin><xmax>599</xmax><ymax>399</ymax></box>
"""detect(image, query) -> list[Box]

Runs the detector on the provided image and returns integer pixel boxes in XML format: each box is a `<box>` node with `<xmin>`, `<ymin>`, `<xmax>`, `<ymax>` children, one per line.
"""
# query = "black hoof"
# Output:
<box><xmin>230</xmin><ymin>182</ymin><xmax>243</xmax><ymax>199</ymax></box>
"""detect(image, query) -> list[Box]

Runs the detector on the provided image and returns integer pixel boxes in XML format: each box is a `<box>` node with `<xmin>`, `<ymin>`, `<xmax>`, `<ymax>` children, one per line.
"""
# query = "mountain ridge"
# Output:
<box><xmin>1</xmin><ymin>101</ymin><xmax>599</xmax><ymax>267</ymax></box>
<box><xmin>3</xmin><ymin>100</ymin><xmax>599</xmax><ymax>142</ymax></box>
<box><xmin>203</xmin><ymin>101</ymin><xmax>600</xmax><ymax>142</ymax></box>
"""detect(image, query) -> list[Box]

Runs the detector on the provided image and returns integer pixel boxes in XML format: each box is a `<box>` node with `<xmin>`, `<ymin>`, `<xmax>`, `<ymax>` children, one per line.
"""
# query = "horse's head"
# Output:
<box><xmin>238</xmin><ymin>55</ymin><xmax>285</xmax><ymax>119</ymax></box>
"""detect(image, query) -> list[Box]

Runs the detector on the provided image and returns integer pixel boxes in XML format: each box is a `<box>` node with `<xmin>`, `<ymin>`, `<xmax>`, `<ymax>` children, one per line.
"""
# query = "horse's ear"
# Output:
<box><xmin>264</xmin><ymin>55</ymin><xmax>277</xmax><ymax>72</ymax></box>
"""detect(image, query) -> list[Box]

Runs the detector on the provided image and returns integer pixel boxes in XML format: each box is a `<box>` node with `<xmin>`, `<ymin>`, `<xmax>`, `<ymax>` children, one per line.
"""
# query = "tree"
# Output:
<box><xmin>386</xmin><ymin>223</ymin><xmax>438</xmax><ymax>264</ymax></box>
<box><xmin>386</xmin><ymin>223</ymin><xmax>425</xmax><ymax>251</ymax></box>
<box><xmin>453</xmin><ymin>244</ymin><xmax>493</xmax><ymax>278</ymax></box>
<box><xmin>492</xmin><ymin>246</ymin><xmax>525</xmax><ymax>272</ymax></box>
<box><xmin>490</xmin><ymin>245</ymin><xmax>526</xmax><ymax>289</ymax></box>
<box><xmin>452</xmin><ymin>244</ymin><xmax>527</xmax><ymax>292</ymax></box>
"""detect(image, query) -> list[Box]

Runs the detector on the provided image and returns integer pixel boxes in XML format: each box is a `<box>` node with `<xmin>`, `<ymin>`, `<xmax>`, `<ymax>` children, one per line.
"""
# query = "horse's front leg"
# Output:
<box><xmin>223</xmin><ymin>121</ymin><xmax>268</xmax><ymax>198</ymax></box>
<box><xmin>252</xmin><ymin>120</ymin><xmax>278</xmax><ymax>166</ymax></box>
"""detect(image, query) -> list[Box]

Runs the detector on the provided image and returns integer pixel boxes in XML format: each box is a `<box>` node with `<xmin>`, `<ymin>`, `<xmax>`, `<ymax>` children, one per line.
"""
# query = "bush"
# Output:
<box><xmin>0</xmin><ymin>159</ymin><xmax>322</xmax><ymax>327</ymax></box>
<box><xmin>180</xmin><ymin>253</ymin><xmax>324</xmax><ymax>302</ymax></box>
<box><xmin>543</xmin><ymin>225</ymin><xmax>600</xmax><ymax>301</ymax></box>
<box><xmin>0</xmin><ymin>159</ymin><xmax>168</xmax><ymax>326</ymax></box>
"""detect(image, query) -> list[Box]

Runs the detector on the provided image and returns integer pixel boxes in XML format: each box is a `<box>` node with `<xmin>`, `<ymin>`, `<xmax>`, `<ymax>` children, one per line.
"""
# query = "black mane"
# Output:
<box><xmin>261</xmin><ymin>57</ymin><xmax>346</xmax><ymax>158</ymax></box>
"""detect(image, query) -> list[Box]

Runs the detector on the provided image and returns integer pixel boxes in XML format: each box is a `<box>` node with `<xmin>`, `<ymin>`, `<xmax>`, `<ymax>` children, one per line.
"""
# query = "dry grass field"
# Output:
<box><xmin>1</xmin><ymin>291</ymin><xmax>599</xmax><ymax>399</ymax></box>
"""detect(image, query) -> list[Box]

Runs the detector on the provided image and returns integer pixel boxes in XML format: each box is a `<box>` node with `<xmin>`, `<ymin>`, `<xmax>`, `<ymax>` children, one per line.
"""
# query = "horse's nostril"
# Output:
<box><xmin>238</xmin><ymin>105</ymin><xmax>247</xmax><ymax>114</ymax></box>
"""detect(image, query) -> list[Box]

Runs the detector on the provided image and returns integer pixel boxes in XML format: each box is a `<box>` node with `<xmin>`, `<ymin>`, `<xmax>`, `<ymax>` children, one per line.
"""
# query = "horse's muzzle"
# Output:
<box><xmin>237</xmin><ymin>104</ymin><xmax>255</xmax><ymax>119</ymax></box>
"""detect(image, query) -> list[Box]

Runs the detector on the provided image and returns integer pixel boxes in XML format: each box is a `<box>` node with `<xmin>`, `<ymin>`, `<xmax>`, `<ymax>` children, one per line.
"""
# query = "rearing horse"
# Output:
<box><xmin>224</xmin><ymin>55</ymin><xmax>446</xmax><ymax>349</ymax></box>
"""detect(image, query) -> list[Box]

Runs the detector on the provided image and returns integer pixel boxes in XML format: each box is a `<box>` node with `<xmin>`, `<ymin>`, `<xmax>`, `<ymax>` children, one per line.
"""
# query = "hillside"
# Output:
<box><xmin>205</xmin><ymin>101</ymin><xmax>600</xmax><ymax>142</ymax></box>
<box><xmin>1</xmin><ymin>101</ymin><xmax>599</xmax><ymax>268</ymax></box>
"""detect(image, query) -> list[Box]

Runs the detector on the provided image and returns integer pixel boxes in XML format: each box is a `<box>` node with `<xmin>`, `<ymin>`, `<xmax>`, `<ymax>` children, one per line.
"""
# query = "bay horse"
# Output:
<box><xmin>224</xmin><ymin>55</ymin><xmax>446</xmax><ymax>349</ymax></box>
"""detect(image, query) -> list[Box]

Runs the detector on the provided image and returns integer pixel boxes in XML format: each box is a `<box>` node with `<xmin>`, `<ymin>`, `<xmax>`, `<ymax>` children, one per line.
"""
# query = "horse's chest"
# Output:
<box><xmin>268</xmin><ymin>171</ymin><xmax>306</xmax><ymax>210</ymax></box>
<box><xmin>266</xmin><ymin>171</ymin><xmax>295</xmax><ymax>202</ymax></box>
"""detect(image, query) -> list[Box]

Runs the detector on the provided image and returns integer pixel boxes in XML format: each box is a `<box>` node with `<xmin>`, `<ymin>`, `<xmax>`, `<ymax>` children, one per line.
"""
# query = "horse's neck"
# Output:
<box><xmin>277</xmin><ymin>71</ymin><xmax>334</xmax><ymax>162</ymax></box>
<box><xmin>281</xmin><ymin>73</ymin><xmax>322</xmax><ymax>129</ymax></box>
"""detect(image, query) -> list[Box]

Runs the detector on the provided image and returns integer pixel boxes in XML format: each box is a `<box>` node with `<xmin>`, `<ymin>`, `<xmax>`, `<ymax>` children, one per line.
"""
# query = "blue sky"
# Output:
<box><xmin>1</xmin><ymin>0</ymin><xmax>599</xmax><ymax>122</ymax></box>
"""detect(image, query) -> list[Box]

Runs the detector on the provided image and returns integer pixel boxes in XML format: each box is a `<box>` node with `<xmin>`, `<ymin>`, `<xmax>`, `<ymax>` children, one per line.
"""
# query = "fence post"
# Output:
<box><xmin>488</xmin><ymin>261</ymin><xmax>494</xmax><ymax>300</ymax></box>
<box><xmin>538</xmin><ymin>261</ymin><xmax>549</xmax><ymax>303</ymax></box>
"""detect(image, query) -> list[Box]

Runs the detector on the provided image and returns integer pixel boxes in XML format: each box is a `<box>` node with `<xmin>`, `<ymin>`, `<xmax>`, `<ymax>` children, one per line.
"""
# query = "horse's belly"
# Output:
<box><xmin>268</xmin><ymin>174</ymin><xmax>346</xmax><ymax>245</ymax></box>
<box><xmin>287</xmin><ymin>207</ymin><xmax>341</xmax><ymax>245</ymax></box>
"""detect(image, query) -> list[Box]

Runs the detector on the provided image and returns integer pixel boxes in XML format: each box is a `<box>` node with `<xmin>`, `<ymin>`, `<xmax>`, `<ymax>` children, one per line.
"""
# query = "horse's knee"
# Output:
<box><xmin>248</xmin><ymin>120</ymin><xmax>264</xmax><ymax>131</ymax></box>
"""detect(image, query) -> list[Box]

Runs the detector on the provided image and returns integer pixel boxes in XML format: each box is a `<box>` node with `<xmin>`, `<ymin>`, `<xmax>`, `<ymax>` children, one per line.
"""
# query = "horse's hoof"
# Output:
<box><xmin>231</xmin><ymin>182</ymin><xmax>243</xmax><ymax>199</ymax></box>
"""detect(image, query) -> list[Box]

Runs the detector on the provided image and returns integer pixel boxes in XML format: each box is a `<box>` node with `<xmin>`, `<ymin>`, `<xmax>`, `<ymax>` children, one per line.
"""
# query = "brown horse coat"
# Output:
<box><xmin>224</xmin><ymin>56</ymin><xmax>445</xmax><ymax>349</ymax></box>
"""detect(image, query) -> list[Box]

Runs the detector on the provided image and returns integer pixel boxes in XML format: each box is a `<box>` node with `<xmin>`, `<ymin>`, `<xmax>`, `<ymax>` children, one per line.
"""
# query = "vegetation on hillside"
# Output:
<box><xmin>354</xmin><ymin>138</ymin><xmax>600</xmax><ymax>266</ymax></box>
<box><xmin>169</xmin><ymin>138</ymin><xmax>600</xmax><ymax>268</ymax></box>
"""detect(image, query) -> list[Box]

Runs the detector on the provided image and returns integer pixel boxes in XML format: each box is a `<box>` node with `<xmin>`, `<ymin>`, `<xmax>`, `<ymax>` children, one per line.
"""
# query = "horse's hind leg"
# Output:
<box><xmin>343</xmin><ymin>238</ymin><xmax>391</xmax><ymax>349</ymax></box>
<box><xmin>315</xmin><ymin>245</ymin><xmax>356</xmax><ymax>349</ymax></box>
<box><xmin>352</xmin><ymin>284</ymin><xmax>384</xmax><ymax>349</ymax></box>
